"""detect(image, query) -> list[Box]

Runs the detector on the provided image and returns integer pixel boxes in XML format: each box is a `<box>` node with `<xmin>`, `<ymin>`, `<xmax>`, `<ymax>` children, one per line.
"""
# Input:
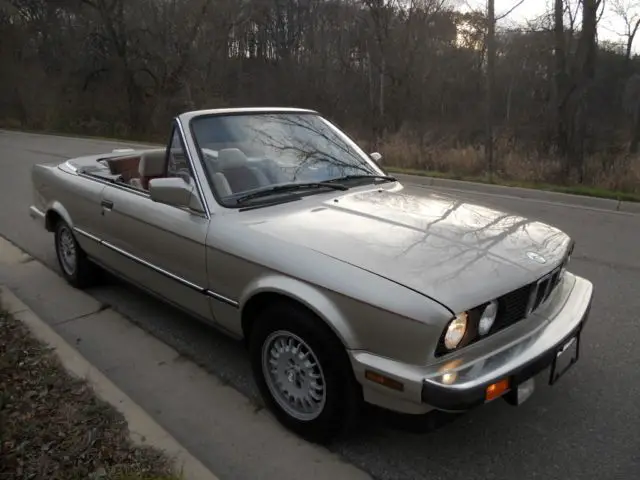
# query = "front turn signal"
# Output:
<box><xmin>485</xmin><ymin>378</ymin><xmax>510</xmax><ymax>402</ymax></box>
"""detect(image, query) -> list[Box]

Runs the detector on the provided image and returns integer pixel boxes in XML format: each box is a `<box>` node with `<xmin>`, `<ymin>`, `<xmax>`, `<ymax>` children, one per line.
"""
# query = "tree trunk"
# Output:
<box><xmin>569</xmin><ymin>0</ymin><xmax>599</xmax><ymax>181</ymax></box>
<box><xmin>485</xmin><ymin>0</ymin><xmax>495</xmax><ymax>181</ymax></box>
<box><xmin>554</xmin><ymin>0</ymin><xmax>569</xmax><ymax>157</ymax></box>
<box><xmin>630</xmin><ymin>100</ymin><xmax>640</xmax><ymax>153</ymax></box>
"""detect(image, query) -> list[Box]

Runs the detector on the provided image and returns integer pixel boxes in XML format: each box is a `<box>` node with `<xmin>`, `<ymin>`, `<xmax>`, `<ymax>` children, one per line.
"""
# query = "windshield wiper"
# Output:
<box><xmin>235</xmin><ymin>182</ymin><xmax>349</xmax><ymax>205</ymax></box>
<box><xmin>326</xmin><ymin>174</ymin><xmax>397</xmax><ymax>184</ymax></box>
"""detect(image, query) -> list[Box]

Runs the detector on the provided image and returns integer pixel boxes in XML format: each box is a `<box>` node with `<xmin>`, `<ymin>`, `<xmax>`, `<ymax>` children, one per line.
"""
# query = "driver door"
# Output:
<box><xmin>98</xmin><ymin>124</ymin><xmax>212</xmax><ymax>321</ymax></box>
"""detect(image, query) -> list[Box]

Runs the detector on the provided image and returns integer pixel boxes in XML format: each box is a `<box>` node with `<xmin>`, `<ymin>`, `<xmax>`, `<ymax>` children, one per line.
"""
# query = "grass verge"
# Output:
<box><xmin>386</xmin><ymin>167</ymin><xmax>640</xmax><ymax>203</ymax></box>
<box><xmin>0</xmin><ymin>307</ymin><xmax>182</xmax><ymax>480</ymax></box>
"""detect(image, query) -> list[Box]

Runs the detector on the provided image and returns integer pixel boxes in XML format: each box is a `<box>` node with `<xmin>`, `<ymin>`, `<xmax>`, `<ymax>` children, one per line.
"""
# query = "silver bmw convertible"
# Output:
<box><xmin>29</xmin><ymin>107</ymin><xmax>593</xmax><ymax>443</ymax></box>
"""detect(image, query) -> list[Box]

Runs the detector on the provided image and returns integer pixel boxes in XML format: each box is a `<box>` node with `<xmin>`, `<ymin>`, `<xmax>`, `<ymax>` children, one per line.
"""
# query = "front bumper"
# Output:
<box><xmin>421</xmin><ymin>301</ymin><xmax>589</xmax><ymax>411</ymax></box>
<box><xmin>349</xmin><ymin>273</ymin><xmax>593</xmax><ymax>415</ymax></box>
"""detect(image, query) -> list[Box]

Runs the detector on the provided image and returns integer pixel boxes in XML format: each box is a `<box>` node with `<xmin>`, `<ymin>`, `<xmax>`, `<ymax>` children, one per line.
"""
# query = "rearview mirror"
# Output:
<box><xmin>370</xmin><ymin>152</ymin><xmax>383</xmax><ymax>164</ymax></box>
<box><xmin>149</xmin><ymin>177</ymin><xmax>205</xmax><ymax>213</ymax></box>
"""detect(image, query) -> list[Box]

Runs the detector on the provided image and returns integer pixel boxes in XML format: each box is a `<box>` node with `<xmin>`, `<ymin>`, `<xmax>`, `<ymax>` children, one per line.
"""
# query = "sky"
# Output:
<box><xmin>463</xmin><ymin>0</ymin><xmax>640</xmax><ymax>50</ymax></box>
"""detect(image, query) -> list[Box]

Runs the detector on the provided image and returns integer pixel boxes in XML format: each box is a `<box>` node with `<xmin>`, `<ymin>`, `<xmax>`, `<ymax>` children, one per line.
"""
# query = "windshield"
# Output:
<box><xmin>190</xmin><ymin>112</ymin><xmax>384</xmax><ymax>206</ymax></box>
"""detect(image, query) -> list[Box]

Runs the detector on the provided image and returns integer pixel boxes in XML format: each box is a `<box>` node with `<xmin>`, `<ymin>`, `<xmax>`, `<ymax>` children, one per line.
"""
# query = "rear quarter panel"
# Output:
<box><xmin>32</xmin><ymin>163</ymin><xmax>106</xmax><ymax>258</ymax></box>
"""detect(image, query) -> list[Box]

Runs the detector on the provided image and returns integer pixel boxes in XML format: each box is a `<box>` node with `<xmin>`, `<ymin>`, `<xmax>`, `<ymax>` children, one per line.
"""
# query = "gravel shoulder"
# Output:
<box><xmin>0</xmin><ymin>307</ymin><xmax>181</xmax><ymax>480</ymax></box>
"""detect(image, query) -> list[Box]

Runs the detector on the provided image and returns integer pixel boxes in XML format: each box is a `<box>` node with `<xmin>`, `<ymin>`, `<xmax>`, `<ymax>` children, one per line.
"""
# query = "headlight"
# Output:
<box><xmin>478</xmin><ymin>300</ymin><xmax>498</xmax><ymax>336</ymax></box>
<box><xmin>444</xmin><ymin>312</ymin><xmax>468</xmax><ymax>350</ymax></box>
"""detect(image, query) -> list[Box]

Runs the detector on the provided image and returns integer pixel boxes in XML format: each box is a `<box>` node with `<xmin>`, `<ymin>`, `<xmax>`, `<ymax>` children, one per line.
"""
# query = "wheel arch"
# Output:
<box><xmin>239</xmin><ymin>276</ymin><xmax>358</xmax><ymax>351</ymax></box>
<box><xmin>45</xmin><ymin>201</ymin><xmax>73</xmax><ymax>232</ymax></box>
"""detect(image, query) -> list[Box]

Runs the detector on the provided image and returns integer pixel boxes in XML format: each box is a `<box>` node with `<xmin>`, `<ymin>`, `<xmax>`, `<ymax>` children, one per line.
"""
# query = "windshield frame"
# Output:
<box><xmin>186</xmin><ymin>110</ymin><xmax>388</xmax><ymax>209</ymax></box>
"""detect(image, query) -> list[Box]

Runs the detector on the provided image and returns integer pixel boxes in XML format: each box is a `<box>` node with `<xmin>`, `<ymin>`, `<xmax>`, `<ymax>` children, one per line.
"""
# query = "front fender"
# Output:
<box><xmin>239</xmin><ymin>273</ymin><xmax>358</xmax><ymax>348</ymax></box>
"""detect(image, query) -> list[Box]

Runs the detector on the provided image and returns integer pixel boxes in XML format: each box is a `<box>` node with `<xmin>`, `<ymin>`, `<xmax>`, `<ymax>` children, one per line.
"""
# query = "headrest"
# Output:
<box><xmin>139</xmin><ymin>149</ymin><xmax>166</xmax><ymax>177</ymax></box>
<box><xmin>217</xmin><ymin>148</ymin><xmax>248</xmax><ymax>169</ymax></box>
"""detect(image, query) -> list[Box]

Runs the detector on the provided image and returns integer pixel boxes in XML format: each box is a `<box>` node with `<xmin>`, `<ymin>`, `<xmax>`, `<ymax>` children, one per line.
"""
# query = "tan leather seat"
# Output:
<box><xmin>211</xmin><ymin>173</ymin><xmax>233</xmax><ymax>197</ymax></box>
<box><xmin>216</xmin><ymin>148</ymin><xmax>270</xmax><ymax>194</ymax></box>
<box><xmin>136</xmin><ymin>149</ymin><xmax>166</xmax><ymax>189</ymax></box>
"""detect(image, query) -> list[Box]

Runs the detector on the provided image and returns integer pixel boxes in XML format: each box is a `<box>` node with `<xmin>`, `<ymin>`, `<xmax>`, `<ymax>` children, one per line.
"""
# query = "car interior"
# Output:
<box><xmin>102</xmin><ymin>146</ymin><xmax>289</xmax><ymax>198</ymax></box>
<box><xmin>202</xmin><ymin>148</ymin><xmax>288</xmax><ymax>197</ymax></box>
<box><xmin>103</xmin><ymin>149</ymin><xmax>167</xmax><ymax>190</ymax></box>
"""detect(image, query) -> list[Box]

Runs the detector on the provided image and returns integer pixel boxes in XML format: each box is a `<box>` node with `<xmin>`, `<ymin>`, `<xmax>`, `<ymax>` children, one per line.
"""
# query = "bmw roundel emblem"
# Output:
<box><xmin>526</xmin><ymin>251</ymin><xmax>547</xmax><ymax>264</ymax></box>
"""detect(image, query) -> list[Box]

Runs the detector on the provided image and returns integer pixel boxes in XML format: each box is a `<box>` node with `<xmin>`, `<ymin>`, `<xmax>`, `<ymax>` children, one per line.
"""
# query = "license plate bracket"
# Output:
<box><xmin>504</xmin><ymin>376</ymin><xmax>536</xmax><ymax>407</ymax></box>
<box><xmin>549</xmin><ymin>333</ymin><xmax>580</xmax><ymax>385</ymax></box>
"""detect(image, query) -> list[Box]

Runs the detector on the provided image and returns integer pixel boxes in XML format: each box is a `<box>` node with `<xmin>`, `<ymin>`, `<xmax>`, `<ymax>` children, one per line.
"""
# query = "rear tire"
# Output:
<box><xmin>54</xmin><ymin>220</ymin><xmax>101</xmax><ymax>289</ymax></box>
<box><xmin>249</xmin><ymin>301</ymin><xmax>362</xmax><ymax>444</ymax></box>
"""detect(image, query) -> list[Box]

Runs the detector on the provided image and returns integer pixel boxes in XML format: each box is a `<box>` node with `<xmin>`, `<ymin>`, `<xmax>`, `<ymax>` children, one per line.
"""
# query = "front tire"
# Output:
<box><xmin>249</xmin><ymin>301</ymin><xmax>362</xmax><ymax>444</ymax></box>
<box><xmin>54</xmin><ymin>220</ymin><xmax>101</xmax><ymax>289</ymax></box>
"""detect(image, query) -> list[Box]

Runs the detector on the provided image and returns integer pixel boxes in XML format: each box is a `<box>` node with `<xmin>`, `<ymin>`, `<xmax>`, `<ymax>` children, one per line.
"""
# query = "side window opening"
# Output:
<box><xmin>111</xmin><ymin>126</ymin><xmax>196</xmax><ymax>192</ymax></box>
<box><xmin>166</xmin><ymin>127</ymin><xmax>194</xmax><ymax>183</ymax></box>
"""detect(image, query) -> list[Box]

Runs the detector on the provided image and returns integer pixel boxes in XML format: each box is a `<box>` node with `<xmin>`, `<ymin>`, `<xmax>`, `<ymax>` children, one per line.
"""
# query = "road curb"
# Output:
<box><xmin>0</xmin><ymin>286</ymin><xmax>220</xmax><ymax>480</ymax></box>
<box><xmin>393</xmin><ymin>173</ymin><xmax>640</xmax><ymax>214</ymax></box>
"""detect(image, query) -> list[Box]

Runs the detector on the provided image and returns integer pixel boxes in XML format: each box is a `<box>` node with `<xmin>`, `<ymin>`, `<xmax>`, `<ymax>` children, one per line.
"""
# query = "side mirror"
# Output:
<box><xmin>149</xmin><ymin>177</ymin><xmax>205</xmax><ymax>213</ymax></box>
<box><xmin>370</xmin><ymin>152</ymin><xmax>383</xmax><ymax>164</ymax></box>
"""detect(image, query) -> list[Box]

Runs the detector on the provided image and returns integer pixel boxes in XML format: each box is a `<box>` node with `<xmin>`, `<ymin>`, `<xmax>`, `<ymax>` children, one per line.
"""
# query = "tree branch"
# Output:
<box><xmin>496</xmin><ymin>0</ymin><xmax>527</xmax><ymax>22</ymax></box>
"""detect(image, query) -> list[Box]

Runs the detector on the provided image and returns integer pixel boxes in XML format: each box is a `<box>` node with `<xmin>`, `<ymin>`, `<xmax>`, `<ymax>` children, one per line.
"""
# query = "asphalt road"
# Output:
<box><xmin>2</xmin><ymin>129</ymin><xmax>639</xmax><ymax>480</ymax></box>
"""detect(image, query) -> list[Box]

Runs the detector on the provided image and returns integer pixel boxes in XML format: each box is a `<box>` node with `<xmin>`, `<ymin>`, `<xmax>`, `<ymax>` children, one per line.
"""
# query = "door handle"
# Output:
<box><xmin>101</xmin><ymin>199</ymin><xmax>114</xmax><ymax>210</ymax></box>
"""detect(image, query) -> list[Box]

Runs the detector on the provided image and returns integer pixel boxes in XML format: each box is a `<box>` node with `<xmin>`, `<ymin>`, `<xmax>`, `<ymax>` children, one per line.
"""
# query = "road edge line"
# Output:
<box><xmin>0</xmin><ymin>285</ymin><xmax>220</xmax><ymax>480</ymax></box>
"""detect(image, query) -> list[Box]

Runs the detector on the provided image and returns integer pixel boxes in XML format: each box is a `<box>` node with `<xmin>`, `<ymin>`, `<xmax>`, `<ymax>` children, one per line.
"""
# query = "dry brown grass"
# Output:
<box><xmin>0</xmin><ymin>308</ymin><xmax>182</xmax><ymax>480</ymax></box>
<box><xmin>373</xmin><ymin>130</ymin><xmax>640</xmax><ymax>194</ymax></box>
<box><xmin>4</xmin><ymin>115</ymin><xmax>640</xmax><ymax>198</ymax></box>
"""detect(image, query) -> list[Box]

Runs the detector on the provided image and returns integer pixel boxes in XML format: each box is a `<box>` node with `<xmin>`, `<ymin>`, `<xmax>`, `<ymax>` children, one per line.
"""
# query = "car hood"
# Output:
<box><xmin>244</xmin><ymin>184</ymin><xmax>572</xmax><ymax>313</ymax></box>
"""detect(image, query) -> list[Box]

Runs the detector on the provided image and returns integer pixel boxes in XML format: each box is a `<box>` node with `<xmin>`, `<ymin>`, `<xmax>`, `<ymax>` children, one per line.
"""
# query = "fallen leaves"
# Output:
<box><xmin>0</xmin><ymin>309</ymin><xmax>181</xmax><ymax>480</ymax></box>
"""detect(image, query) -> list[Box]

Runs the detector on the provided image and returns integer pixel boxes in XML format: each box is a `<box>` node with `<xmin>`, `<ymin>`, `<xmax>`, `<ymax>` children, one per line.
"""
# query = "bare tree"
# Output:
<box><xmin>554</xmin><ymin>0</ymin><xmax>570</xmax><ymax>156</ymax></box>
<box><xmin>0</xmin><ymin>0</ymin><xmax>639</xmax><ymax>194</ymax></box>
<box><xmin>610</xmin><ymin>0</ymin><xmax>640</xmax><ymax>65</ymax></box>
<box><xmin>486</xmin><ymin>0</ymin><xmax>496</xmax><ymax>180</ymax></box>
